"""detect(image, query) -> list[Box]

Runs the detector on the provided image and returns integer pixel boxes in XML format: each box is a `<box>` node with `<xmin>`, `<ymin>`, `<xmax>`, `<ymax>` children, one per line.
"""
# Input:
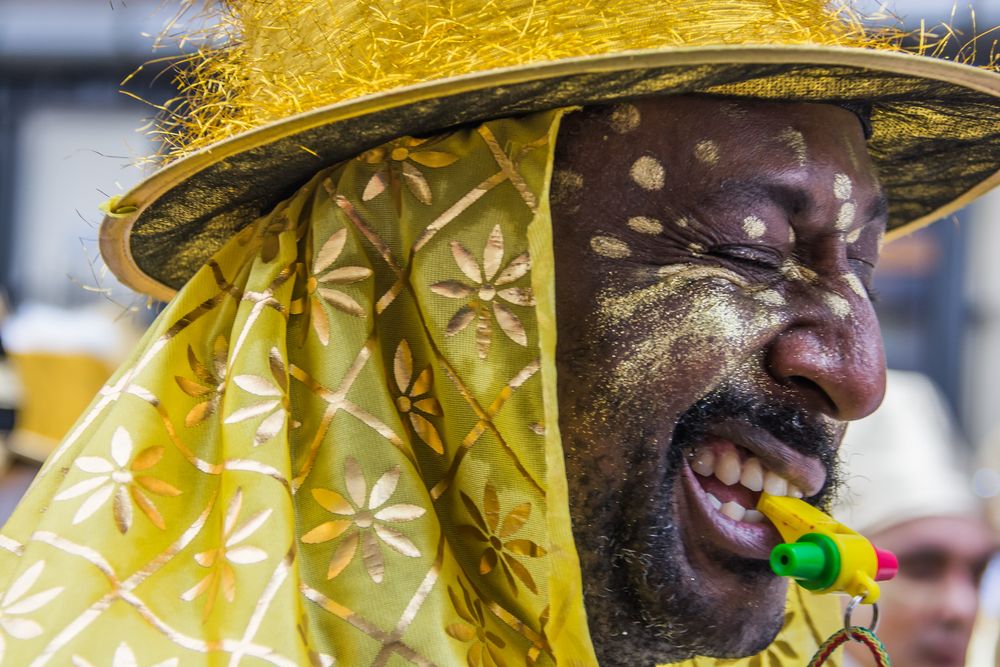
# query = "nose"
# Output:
<box><xmin>765</xmin><ymin>296</ymin><xmax>886</xmax><ymax>421</ymax></box>
<box><xmin>937</xmin><ymin>573</ymin><xmax>980</xmax><ymax>630</ymax></box>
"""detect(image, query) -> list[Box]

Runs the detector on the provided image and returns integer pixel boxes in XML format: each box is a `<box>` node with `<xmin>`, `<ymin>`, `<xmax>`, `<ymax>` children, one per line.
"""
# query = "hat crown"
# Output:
<box><xmin>163</xmin><ymin>0</ymin><xmax>886</xmax><ymax>159</ymax></box>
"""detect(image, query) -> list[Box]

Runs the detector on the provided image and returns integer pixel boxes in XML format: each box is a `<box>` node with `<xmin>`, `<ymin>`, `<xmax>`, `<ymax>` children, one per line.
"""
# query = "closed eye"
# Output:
<box><xmin>709</xmin><ymin>244</ymin><xmax>783</xmax><ymax>269</ymax></box>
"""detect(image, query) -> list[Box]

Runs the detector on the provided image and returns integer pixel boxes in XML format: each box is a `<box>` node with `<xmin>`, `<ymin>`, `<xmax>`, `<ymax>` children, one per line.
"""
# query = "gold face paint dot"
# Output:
<box><xmin>780</xmin><ymin>259</ymin><xmax>818</xmax><ymax>283</ymax></box>
<box><xmin>836</xmin><ymin>202</ymin><xmax>856</xmax><ymax>231</ymax></box>
<box><xmin>627</xmin><ymin>216</ymin><xmax>664</xmax><ymax>235</ymax></box>
<box><xmin>591</xmin><ymin>235</ymin><xmax>632</xmax><ymax>259</ymax></box>
<box><xmin>694</xmin><ymin>140</ymin><xmax>720</xmax><ymax>166</ymax></box>
<box><xmin>778</xmin><ymin>128</ymin><xmax>807</xmax><ymax>166</ymax></box>
<box><xmin>822</xmin><ymin>292</ymin><xmax>852</xmax><ymax>319</ymax></box>
<box><xmin>842</xmin><ymin>273</ymin><xmax>867</xmax><ymax>299</ymax></box>
<box><xmin>687</xmin><ymin>243</ymin><xmax>706</xmax><ymax>255</ymax></box>
<box><xmin>754</xmin><ymin>289</ymin><xmax>786</xmax><ymax>307</ymax></box>
<box><xmin>720</xmin><ymin>103</ymin><xmax>749</xmax><ymax>118</ymax></box>
<box><xmin>834</xmin><ymin>173</ymin><xmax>853</xmax><ymax>201</ymax></box>
<box><xmin>630</xmin><ymin>156</ymin><xmax>666</xmax><ymax>191</ymax></box>
<box><xmin>674</xmin><ymin>216</ymin><xmax>691</xmax><ymax>228</ymax></box>
<box><xmin>551</xmin><ymin>169</ymin><xmax>584</xmax><ymax>206</ymax></box>
<box><xmin>742</xmin><ymin>215</ymin><xmax>766</xmax><ymax>239</ymax></box>
<box><xmin>845</xmin><ymin>227</ymin><xmax>862</xmax><ymax>244</ymax></box>
<box><xmin>610</xmin><ymin>104</ymin><xmax>641</xmax><ymax>133</ymax></box>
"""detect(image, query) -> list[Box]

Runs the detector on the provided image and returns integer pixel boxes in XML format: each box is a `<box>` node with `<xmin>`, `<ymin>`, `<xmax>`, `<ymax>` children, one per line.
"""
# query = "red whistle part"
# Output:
<box><xmin>874</xmin><ymin>548</ymin><xmax>898</xmax><ymax>582</ymax></box>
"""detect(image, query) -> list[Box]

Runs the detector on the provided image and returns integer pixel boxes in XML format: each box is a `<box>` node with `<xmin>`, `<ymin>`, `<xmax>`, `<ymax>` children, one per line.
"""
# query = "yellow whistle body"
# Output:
<box><xmin>756</xmin><ymin>493</ymin><xmax>897</xmax><ymax>604</ymax></box>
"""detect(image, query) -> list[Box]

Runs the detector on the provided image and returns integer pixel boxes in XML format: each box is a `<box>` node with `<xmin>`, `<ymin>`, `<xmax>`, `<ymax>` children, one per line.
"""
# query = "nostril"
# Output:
<box><xmin>786</xmin><ymin>376</ymin><xmax>838</xmax><ymax>416</ymax></box>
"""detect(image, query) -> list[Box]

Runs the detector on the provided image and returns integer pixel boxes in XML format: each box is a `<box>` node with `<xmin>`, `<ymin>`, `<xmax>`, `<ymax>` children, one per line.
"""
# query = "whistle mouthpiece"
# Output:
<box><xmin>756</xmin><ymin>493</ymin><xmax>897</xmax><ymax>603</ymax></box>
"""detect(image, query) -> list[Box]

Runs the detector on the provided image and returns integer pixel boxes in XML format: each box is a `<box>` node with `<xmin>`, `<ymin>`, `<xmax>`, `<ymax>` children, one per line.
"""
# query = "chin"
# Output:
<box><xmin>583</xmin><ymin>473</ymin><xmax>790</xmax><ymax>665</ymax></box>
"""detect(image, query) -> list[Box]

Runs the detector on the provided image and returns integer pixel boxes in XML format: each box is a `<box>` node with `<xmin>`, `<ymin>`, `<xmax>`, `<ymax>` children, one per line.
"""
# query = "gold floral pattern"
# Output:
<box><xmin>458</xmin><ymin>482</ymin><xmax>546</xmax><ymax>595</ymax></box>
<box><xmin>446</xmin><ymin>579</ymin><xmax>509</xmax><ymax>667</ymax></box>
<box><xmin>224</xmin><ymin>346</ymin><xmax>298</xmax><ymax>446</ymax></box>
<box><xmin>301</xmin><ymin>457</ymin><xmax>425</xmax><ymax>583</ymax></box>
<box><xmin>53</xmin><ymin>426</ymin><xmax>181</xmax><ymax>533</ymax></box>
<box><xmin>360</xmin><ymin>137</ymin><xmax>459</xmax><ymax>210</ymax></box>
<box><xmin>0</xmin><ymin>562</ymin><xmax>62</xmax><ymax>664</ymax></box>
<box><xmin>181</xmin><ymin>488</ymin><xmax>272</xmax><ymax>618</ymax></box>
<box><xmin>392</xmin><ymin>339</ymin><xmax>445</xmax><ymax>454</ymax></box>
<box><xmin>291</xmin><ymin>228</ymin><xmax>372</xmax><ymax>346</ymax></box>
<box><xmin>174</xmin><ymin>336</ymin><xmax>229</xmax><ymax>427</ymax></box>
<box><xmin>431</xmin><ymin>224</ymin><xmax>534</xmax><ymax>359</ymax></box>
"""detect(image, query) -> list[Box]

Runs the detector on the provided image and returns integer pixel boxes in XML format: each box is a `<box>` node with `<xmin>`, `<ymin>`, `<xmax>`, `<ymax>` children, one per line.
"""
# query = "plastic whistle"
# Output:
<box><xmin>756</xmin><ymin>493</ymin><xmax>898</xmax><ymax>604</ymax></box>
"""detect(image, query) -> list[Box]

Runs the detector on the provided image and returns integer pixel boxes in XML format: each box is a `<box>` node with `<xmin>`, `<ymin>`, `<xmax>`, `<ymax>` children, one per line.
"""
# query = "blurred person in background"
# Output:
<box><xmin>835</xmin><ymin>370</ymin><xmax>997</xmax><ymax>667</ymax></box>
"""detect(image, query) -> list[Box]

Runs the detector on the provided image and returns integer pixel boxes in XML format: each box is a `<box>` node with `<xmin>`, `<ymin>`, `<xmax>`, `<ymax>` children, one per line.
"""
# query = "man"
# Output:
<box><xmin>835</xmin><ymin>371</ymin><xmax>997</xmax><ymax>667</ymax></box>
<box><xmin>0</xmin><ymin>1</ymin><xmax>998</xmax><ymax>665</ymax></box>
<box><xmin>554</xmin><ymin>96</ymin><xmax>885</xmax><ymax>663</ymax></box>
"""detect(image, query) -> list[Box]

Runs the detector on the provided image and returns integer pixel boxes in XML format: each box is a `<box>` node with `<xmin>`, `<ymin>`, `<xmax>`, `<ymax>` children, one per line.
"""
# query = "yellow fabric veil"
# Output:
<box><xmin>0</xmin><ymin>111</ymin><xmax>838</xmax><ymax>666</ymax></box>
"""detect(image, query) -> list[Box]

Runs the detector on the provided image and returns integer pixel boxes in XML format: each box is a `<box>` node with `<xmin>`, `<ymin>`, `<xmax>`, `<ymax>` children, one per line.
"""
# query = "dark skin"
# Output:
<box><xmin>551</xmin><ymin>96</ymin><xmax>888</xmax><ymax>663</ymax></box>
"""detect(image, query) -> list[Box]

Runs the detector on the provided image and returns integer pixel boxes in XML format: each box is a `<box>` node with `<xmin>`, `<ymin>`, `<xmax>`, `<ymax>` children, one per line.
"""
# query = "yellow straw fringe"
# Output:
<box><xmin>146</xmin><ymin>0</ymin><xmax>993</xmax><ymax>163</ymax></box>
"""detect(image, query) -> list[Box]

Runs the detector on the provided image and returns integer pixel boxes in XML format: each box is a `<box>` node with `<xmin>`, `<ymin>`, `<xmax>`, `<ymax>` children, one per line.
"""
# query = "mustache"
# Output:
<box><xmin>669</xmin><ymin>387</ymin><xmax>843</xmax><ymax>504</ymax></box>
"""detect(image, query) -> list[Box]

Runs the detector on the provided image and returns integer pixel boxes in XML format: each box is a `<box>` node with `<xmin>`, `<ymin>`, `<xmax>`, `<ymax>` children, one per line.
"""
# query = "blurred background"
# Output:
<box><xmin>2</xmin><ymin>0</ymin><xmax>1000</xmax><ymax>664</ymax></box>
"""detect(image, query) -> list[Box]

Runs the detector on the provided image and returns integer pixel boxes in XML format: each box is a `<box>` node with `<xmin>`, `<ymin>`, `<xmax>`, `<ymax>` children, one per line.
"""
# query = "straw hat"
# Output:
<box><xmin>100</xmin><ymin>0</ymin><xmax>1000</xmax><ymax>301</ymax></box>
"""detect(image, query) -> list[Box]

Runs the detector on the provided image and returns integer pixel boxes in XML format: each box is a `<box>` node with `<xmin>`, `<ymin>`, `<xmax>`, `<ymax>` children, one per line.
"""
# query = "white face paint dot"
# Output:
<box><xmin>591</xmin><ymin>235</ymin><xmax>632</xmax><ymax>259</ymax></box>
<box><xmin>694</xmin><ymin>140</ymin><xmax>720</xmax><ymax>166</ymax></box>
<box><xmin>688</xmin><ymin>242</ymin><xmax>706</xmax><ymax>255</ymax></box>
<box><xmin>845</xmin><ymin>227</ymin><xmax>862</xmax><ymax>244</ymax></box>
<box><xmin>788</xmin><ymin>226</ymin><xmax>797</xmax><ymax>245</ymax></box>
<box><xmin>630</xmin><ymin>156</ymin><xmax>666</xmax><ymax>191</ymax></box>
<box><xmin>836</xmin><ymin>202</ymin><xmax>856</xmax><ymax>231</ymax></box>
<box><xmin>822</xmin><ymin>292</ymin><xmax>852</xmax><ymax>319</ymax></box>
<box><xmin>833</xmin><ymin>173</ymin><xmax>853</xmax><ymax>201</ymax></box>
<box><xmin>627</xmin><ymin>216</ymin><xmax>664</xmax><ymax>235</ymax></box>
<box><xmin>842</xmin><ymin>273</ymin><xmax>868</xmax><ymax>299</ymax></box>
<box><xmin>610</xmin><ymin>104</ymin><xmax>642</xmax><ymax>134</ymax></box>
<box><xmin>743</xmin><ymin>215</ymin><xmax>767</xmax><ymax>239</ymax></box>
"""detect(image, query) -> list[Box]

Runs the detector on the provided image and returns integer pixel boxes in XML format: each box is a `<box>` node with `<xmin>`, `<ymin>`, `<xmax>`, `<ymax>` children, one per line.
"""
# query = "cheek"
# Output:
<box><xmin>590</xmin><ymin>275</ymin><xmax>789</xmax><ymax>406</ymax></box>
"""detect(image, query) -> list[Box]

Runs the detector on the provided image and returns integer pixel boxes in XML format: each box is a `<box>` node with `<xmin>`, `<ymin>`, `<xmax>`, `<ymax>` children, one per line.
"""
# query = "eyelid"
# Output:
<box><xmin>711</xmin><ymin>244</ymin><xmax>784</xmax><ymax>267</ymax></box>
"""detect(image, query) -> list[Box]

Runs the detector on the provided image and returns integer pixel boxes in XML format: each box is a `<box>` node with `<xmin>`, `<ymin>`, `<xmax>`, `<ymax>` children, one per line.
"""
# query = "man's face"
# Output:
<box><xmin>551</xmin><ymin>96</ymin><xmax>888</xmax><ymax>663</ymax></box>
<box><xmin>846</xmin><ymin>516</ymin><xmax>997</xmax><ymax>667</ymax></box>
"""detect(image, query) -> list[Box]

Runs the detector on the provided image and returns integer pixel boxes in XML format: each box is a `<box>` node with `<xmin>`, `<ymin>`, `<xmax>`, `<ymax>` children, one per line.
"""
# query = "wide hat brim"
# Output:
<box><xmin>100</xmin><ymin>44</ymin><xmax>1000</xmax><ymax>301</ymax></box>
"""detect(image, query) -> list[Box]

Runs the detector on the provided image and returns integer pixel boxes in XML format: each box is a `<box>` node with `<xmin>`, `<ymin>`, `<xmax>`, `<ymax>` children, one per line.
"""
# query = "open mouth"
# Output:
<box><xmin>679</xmin><ymin>421</ymin><xmax>827</xmax><ymax>560</ymax></box>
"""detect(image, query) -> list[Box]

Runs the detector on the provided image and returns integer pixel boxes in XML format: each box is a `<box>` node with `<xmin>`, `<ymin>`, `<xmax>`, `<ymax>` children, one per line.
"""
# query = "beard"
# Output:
<box><xmin>572</xmin><ymin>384</ymin><xmax>843</xmax><ymax>664</ymax></box>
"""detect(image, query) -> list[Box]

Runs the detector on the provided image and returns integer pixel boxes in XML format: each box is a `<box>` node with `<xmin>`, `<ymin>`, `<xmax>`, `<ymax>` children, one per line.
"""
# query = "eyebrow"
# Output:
<box><xmin>714</xmin><ymin>178</ymin><xmax>890</xmax><ymax>227</ymax></box>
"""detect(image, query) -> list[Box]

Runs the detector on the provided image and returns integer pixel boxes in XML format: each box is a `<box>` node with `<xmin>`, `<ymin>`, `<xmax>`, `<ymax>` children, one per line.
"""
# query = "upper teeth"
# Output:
<box><xmin>690</xmin><ymin>444</ymin><xmax>803</xmax><ymax>499</ymax></box>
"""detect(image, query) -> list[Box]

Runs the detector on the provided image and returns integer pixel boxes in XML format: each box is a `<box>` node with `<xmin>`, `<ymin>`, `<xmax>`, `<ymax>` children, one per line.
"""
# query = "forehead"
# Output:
<box><xmin>557</xmin><ymin>95</ymin><xmax>874</xmax><ymax>186</ymax></box>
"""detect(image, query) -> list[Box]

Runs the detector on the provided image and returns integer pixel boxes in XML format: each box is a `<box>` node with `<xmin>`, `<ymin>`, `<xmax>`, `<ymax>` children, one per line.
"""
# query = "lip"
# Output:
<box><xmin>705</xmin><ymin>419</ymin><xmax>828</xmax><ymax>497</ymax></box>
<box><xmin>680</xmin><ymin>460</ymin><xmax>780</xmax><ymax>560</ymax></box>
<box><xmin>677</xmin><ymin>419</ymin><xmax>829</xmax><ymax>561</ymax></box>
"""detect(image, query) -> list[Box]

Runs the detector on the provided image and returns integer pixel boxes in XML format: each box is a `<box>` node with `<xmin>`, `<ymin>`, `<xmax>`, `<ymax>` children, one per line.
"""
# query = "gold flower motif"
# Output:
<box><xmin>291</xmin><ymin>228</ymin><xmax>372</xmax><ymax>346</ymax></box>
<box><xmin>301</xmin><ymin>457</ymin><xmax>425</xmax><ymax>583</ymax></box>
<box><xmin>431</xmin><ymin>224</ymin><xmax>534</xmax><ymax>359</ymax></box>
<box><xmin>174</xmin><ymin>336</ymin><xmax>229</xmax><ymax>427</ymax></box>
<box><xmin>224</xmin><ymin>347</ymin><xmax>299</xmax><ymax>447</ymax></box>
<box><xmin>360</xmin><ymin>137</ymin><xmax>458</xmax><ymax>210</ymax></box>
<box><xmin>53</xmin><ymin>426</ymin><xmax>181</xmax><ymax>533</ymax></box>
<box><xmin>392</xmin><ymin>339</ymin><xmax>444</xmax><ymax>454</ymax></box>
<box><xmin>445</xmin><ymin>579</ymin><xmax>508</xmax><ymax>667</ymax></box>
<box><xmin>458</xmin><ymin>482</ymin><xmax>546</xmax><ymax>596</ymax></box>
<box><xmin>181</xmin><ymin>488</ymin><xmax>272</xmax><ymax>618</ymax></box>
<box><xmin>72</xmin><ymin>642</ymin><xmax>178</xmax><ymax>667</ymax></box>
<box><xmin>0</xmin><ymin>561</ymin><xmax>63</xmax><ymax>664</ymax></box>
